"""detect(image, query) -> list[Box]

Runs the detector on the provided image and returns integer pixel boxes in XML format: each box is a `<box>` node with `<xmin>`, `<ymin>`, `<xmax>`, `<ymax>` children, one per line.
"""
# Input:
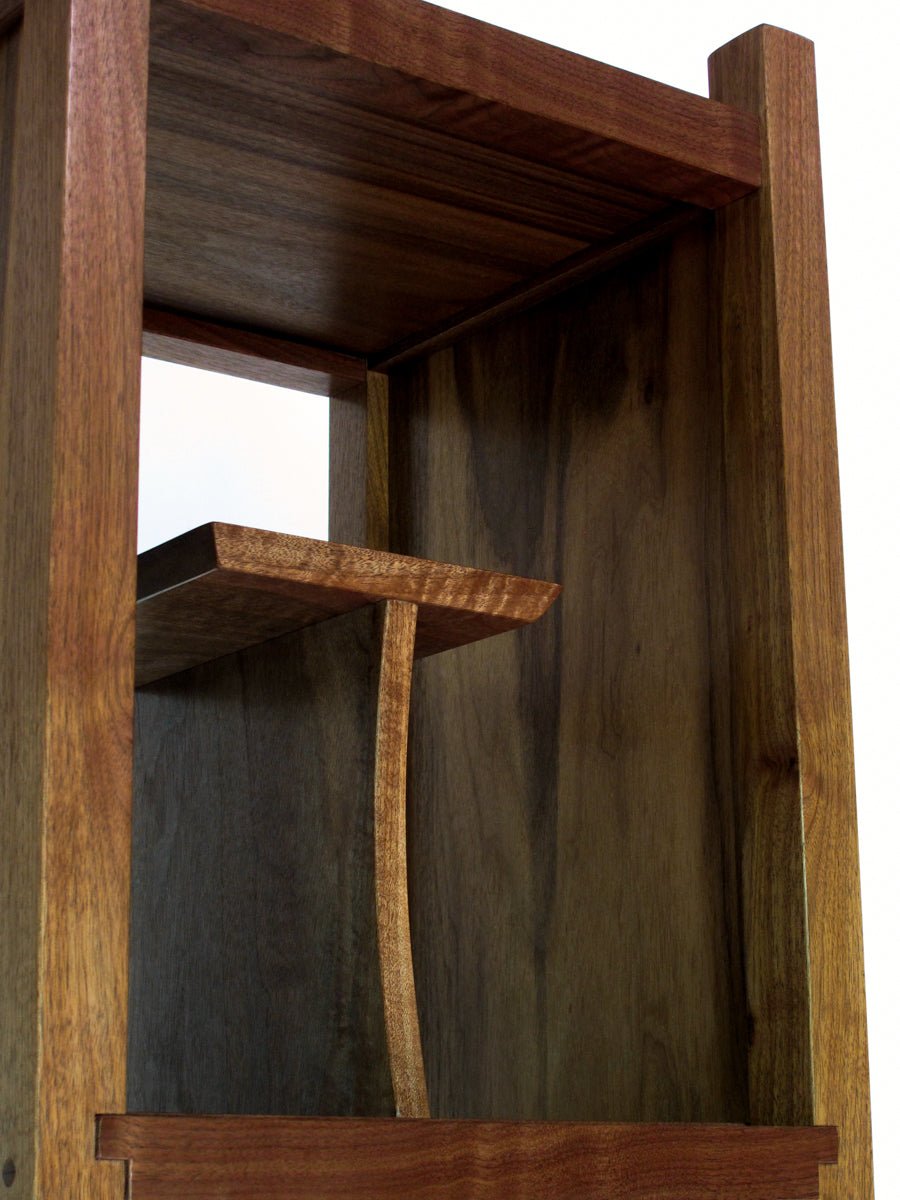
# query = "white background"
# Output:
<box><xmin>139</xmin><ymin>2</ymin><xmax>897</xmax><ymax>1191</ymax></box>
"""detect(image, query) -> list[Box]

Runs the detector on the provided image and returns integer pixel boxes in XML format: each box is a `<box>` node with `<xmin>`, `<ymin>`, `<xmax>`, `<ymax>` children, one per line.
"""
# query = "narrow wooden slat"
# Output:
<box><xmin>179</xmin><ymin>0</ymin><xmax>760</xmax><ymax>206</ymax></box>
<box><xmin>710</xmin><ymin>26</ymin><xmax>872</xmax><ymax>1198</ymax></box>
<box><xmin>329</xmin><ymin>378</ymin><xmax>368</xmax><ymax>547</ymax></box>
<box><xmin>374</xmin><ymin>601</ymin><xmax>428</xmax><ymax>1117</ymax></box>
<box><xmin>0</xmin><ymin>0</ymin><xmax>148</xmax><ymax>1196</ymax></box>
<box><xmin>366</xmin><ymin>373</ymin><xmax>390</xmax><ymax>550</ymax></box>
<box><xmin>142</xmin><ymin>306</ymin><xmax>366</xmax><ymax>396</ymax></box>
<box><xmin>372</xmin><ymin>207</ymin><xmax>698</xmax><ymax>370</ymax></box>
<box><xmin>135</xmin><ymin>523</ymin><xmax>561</xmax><ymax>685</ymax></box>
<box><xmin>96</xmin><ymin>1115</ymin><xmax>838</xmax><ymax>1200</ymax></box>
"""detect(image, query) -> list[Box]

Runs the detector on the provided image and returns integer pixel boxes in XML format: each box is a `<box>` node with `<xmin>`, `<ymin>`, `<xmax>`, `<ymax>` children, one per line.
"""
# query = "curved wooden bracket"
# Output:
<box><xmin>374</xmin><ymin>599</ymin><xmax>429</xmax><ymax>1117</ymax></box>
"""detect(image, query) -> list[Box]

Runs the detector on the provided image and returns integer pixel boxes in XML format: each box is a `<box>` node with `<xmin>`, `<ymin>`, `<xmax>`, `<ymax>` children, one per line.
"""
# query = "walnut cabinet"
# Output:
<box><xmin>0</xmin><ymin>1</ymin><xmax>872</xmax><ymax>1198</ymax></box>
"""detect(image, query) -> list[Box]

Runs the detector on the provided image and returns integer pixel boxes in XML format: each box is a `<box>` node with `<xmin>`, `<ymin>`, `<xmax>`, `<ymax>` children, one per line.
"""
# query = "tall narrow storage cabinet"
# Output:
<box><xmin>0</xmin><ymin>1</ymin><xmax>872</xmax><ymax>1198</ymax></box>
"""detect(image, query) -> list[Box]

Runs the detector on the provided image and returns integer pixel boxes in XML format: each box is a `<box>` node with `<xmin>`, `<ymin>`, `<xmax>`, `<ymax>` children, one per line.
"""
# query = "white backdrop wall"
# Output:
<box><xmin>139</xmin><ymin>3</ymin><xmax>897</xmax><ymax>1192</ymax></box>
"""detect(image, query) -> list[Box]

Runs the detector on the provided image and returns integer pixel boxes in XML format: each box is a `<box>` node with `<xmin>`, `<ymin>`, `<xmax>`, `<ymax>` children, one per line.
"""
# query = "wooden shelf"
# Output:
<box><xmin>145</xmin><ymin>0</ymin><xmax>761</xmax><ymax>359</ymax></box>
<box><xmin>136</xmin><ymin>523</ymin><xmax>561</xmax><ymax>685</ymax></box>
<box><xmin>96</xmin><ymin>1115</ymin><xmax>838</xmax><ymax>1200</ymax></box>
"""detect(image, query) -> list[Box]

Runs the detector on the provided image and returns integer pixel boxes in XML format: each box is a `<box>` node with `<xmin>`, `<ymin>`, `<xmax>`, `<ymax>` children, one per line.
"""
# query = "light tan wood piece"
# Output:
<box><xmin>0</xmin><ymin>0</ymin><xmax>149</xmax><ymax>1198</ymax></box>
<box><xmin>710</xmin><ymin>25</ymin><xmax>873</xmax><ymax>1198</ymax></box>
<box><xmin>135</xmin><ymin>523</ymin><xmax>561</xmax><ymax>684</ymax></box>
<box><xmin>374</xmin><ymin>600</ymin><xmax>429</xmax><ymax>1117</ymax></box>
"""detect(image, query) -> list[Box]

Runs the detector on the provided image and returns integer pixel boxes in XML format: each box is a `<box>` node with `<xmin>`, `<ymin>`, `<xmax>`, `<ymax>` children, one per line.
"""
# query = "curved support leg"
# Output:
<box><xmin>374</xmin><ymin>599</ymin><xmax>429</xmax><ymax>1117</ymax></box>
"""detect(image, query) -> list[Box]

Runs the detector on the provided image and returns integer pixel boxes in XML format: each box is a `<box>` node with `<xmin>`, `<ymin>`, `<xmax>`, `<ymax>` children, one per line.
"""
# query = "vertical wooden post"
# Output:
<box><xmin>0</xmin><ymin>0</ymin><xmax>149</xmax><ymax>1195</ymax></box>
<box><xmin>710</xmin><ymin>26</ymin><xmax>873</xmax><ymax>1198</ymax></box>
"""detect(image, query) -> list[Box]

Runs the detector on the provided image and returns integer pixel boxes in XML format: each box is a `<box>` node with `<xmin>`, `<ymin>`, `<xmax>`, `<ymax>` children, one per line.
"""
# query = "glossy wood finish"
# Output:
<box><xmin>96</xmin><ymin>1115</ymin><xmax>838</xmax><ymax>1200</ymax></box>
<box><xmin>129</xmin><ymin>605</ymin><xmax>394</xmax><ymax>1117</ymax></box>
<box><xmin>374</xmin><ymin>601</ymin><xmax>429</xmax><ymax>1118</ymax></box>
<box><xmin>388</xmin><ymin>223</ymin><xmax>748</xmax><ymax>1123</ymax></box>
<box><xmin>710</xmin><ymin>25</ymin><xmax>873</xmax><ymax>1198</ymax></box>
<box><xmin>0</xmin><ymin>1</ymin><xmax>148</xmax><ymax>1198</ymax></box>
<box><xmin>144</xmin><ymin>0</ymin><xmax>759</xmax><ymax>353</ymax></box>
<box><xmin>135</xmin><ymin>523</ymin><xmax>560</xmax><ymax>684</ymax></box>
<box><xmin>142</xmin><ymin>307</ymin><xmax>366</xmax><ymax>396</ymax></box>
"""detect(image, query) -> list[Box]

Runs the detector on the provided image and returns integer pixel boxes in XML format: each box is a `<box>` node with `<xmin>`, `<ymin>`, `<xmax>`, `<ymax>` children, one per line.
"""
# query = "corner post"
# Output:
<box><xmin>710</xmin><ymin>25</ymin><xmax>872</xmax><ymax>1198</ymax></box>
<box><xmin>0</xmin><ymin>0</ymin><xmax>150</xmax><ymax>1195</ymax></box>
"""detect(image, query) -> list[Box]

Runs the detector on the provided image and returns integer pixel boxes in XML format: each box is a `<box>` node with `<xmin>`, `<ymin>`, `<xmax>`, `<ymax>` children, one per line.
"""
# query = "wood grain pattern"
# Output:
<box><xmin>372</xmin><ymin>207</ymin><xmax>699</xmax><ymax>371</ymax></box>
<box><xmin>143</xmin><ymin>0</ymin><xmax>759</xmax><ymax>353</ymax></box>
<box><xmin>710</xmin><ymin>25</ymin><xmax>873</xmax><ymax>1198</ymax></box>
<box><xmin>374</xmin><ymin>601</ymin><xmax>429</xmax><ymax>1117</ymax></box>
<box><xmin>329</xmin><ymin>379</ymin><xmax>368</xmax><ymax>548</ymax></box>
<box><xmin>177</xmin><ymin>0</ymin><xmax>760</xmax><ymax>205</ymax></box>
<box><xmin>0</xmin><ymin>0</ymin><xmax>148</xmax><ymax>1197</ymax></box>
<box><xmin>142</xmin><ymin>306</ymin><xmax>366</xmax><ymax>396</ymax></box>
<box><xmin>0</xmin><ymin>2</ymin><xmax>21</xmax><ymax>39</ymax></box>
<box><xmin>366</xmin><ymin>373</ymin><xmax>390</xmax><ymax>551</ymax></box>
<box><xmin>128</xmin><ymin>607</ymin><xmax>394</xmax><ymax>1116</ymax></box>
<box><xmin>388</xmin><ymin>224</ymin><xmax>749</xmax><ymax>1123</ymax></box>
<box><xmin>96</xmin><ymin>1115</ymin><xmax>838</xmax><ymax>1199</ymax></box>
<box><xmin>0</xmin><ymin>17</ymin><xmax>19</xmax><ymax>330</ymax></box>
<box><xmin>135</xmin><ymin>523</ymin><xmax>561</xmax><ymax>684</ymax></box>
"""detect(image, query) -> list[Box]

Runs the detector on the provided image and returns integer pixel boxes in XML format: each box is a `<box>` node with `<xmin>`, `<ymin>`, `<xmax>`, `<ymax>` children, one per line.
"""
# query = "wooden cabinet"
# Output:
<box><xmin>0</xmin><ymin>1</ymin><xmax>872</xmax><ymax>1197</ymax></box>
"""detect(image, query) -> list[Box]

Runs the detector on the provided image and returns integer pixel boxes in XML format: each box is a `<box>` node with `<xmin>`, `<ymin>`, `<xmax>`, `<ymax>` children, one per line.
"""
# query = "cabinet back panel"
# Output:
<box><xmin>128</xmin><ymin>607</ymin><xmax>394</xmax><ymax>1116</ymax></box>
<box><xmin>391</xmin><ymin>221</ymin><xmax>748</xmax><ymax>1122</ymax></box>
<box><xmin>0</xmin><ymin>20</ymin><xmax>20</xmax><ymax>327</ymax></box>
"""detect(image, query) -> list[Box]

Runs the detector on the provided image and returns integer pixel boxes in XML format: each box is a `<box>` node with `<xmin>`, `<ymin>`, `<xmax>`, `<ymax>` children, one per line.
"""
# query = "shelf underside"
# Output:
<box><xmin>97</xmin><ymin>1116</ymin><xmax>838</xmax><ymax>1199</ymax></box>
<box><xmin>145</xmin><ymin>0</ymin><xmax>761</xmax><ymax>359</ymax></box>
<box><xmin>135</xmin><ymin>523</ymin><xmax>560</xmax><ymax>685</ymax></box>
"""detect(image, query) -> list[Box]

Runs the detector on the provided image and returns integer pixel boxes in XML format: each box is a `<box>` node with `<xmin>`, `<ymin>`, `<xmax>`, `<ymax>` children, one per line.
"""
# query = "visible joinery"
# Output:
<box><xmin>96</xmin><ymin>1115</ymin><xmax>838</xmax><ymax>1200</ymax></box>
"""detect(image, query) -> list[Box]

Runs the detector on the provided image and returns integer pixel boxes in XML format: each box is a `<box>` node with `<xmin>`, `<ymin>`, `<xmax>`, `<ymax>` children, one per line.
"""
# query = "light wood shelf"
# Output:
<box><xmin>136</xmin><ymin>522</ymin><xmax>561</xmax><ymax>685</ymax></box>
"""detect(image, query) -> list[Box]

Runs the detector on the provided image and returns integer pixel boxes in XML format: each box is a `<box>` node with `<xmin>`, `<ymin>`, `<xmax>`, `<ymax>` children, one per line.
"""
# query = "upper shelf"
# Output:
<box><xmin>136</xmin><ymin>523</ymin><xmax>560</xmax><ymax>685</ymax></box>
<box><xmin>144</xmin><ymin>0</ymin><xmax>761</xmax><ymax>360</ymax></box>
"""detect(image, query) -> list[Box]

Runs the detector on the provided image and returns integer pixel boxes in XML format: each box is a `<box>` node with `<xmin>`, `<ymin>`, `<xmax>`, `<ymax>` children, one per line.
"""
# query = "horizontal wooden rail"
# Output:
<box><xmin>142</xmin><ymin>307</ymin><xmax>366</xmax><ymax>396</ymax></box>
<box><xmin>97</xmin><ymin>1115</ymin><xmax>838</xmax><ymax>1199</ymax></box>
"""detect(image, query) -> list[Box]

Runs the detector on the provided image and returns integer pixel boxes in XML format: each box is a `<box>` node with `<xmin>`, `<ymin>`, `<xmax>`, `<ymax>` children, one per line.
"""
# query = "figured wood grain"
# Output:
<box><xmin>374</xmin><ymin>601</ymin><xmax>429</xmax><ymax>1117</ymax></box>
<box><xmin>142</xmin><ymin>306</ymin><xmax>366</xmax><ymax>396</ymax></box>
<box><xmin>388</xmin><ymin>224</ymin><xmax>748</xmax><ymax>1123</ymax></box>
<box><xmin>143</xmin><ymin>0</ymin><xmax>759</xmax><ymax>353</ymax></box>
<box><xmin>0</xmin><ymin>0</ymin><xmax>148</xmax><ymax>1197</ymax></box>
<box><xmin>710</xmin><ymin>26</ymin><xmax>873</xmax><ymax>1198</ymax></box>
<box><xmin>135</xmin><ymin>523</ymin><xmax>560</xmax><ymax>684</ymax></box>
<box><xmin>96</xmin><ymin>1115</ymin><xmax>838</xmax><ymax>1200</ymax></box>
<box><xmin>176</xmin><ymin>0</ymin><xmax>760</xmax><ymax>205</ymax></box>
<box><xmin>128</xmin><ymin>607</ymin><xmax>393</xmax><ymax>1116</ymax></box>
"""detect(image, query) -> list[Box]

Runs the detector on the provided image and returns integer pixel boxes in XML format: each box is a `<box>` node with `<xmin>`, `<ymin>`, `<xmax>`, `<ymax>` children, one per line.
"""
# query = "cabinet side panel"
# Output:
<box><xmin>392</xmin><ymin>223</ymin><xmax>748</xmax><ymax>1122</ymax></box>
<box><xmin>128</xmin><ymin>607</ymin><xmax>394</xmax><ymax>1116</ymax></box>
<box><xmin>711</xmin><ymin>26</ymin><xmax>872</xmax><ymax>1197</ymax></box>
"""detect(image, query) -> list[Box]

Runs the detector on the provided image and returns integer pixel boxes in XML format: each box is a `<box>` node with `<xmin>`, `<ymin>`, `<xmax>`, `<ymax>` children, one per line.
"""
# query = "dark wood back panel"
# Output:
<box><xmin>128</xmin><ymin>607</ymin><xmax>394</xmax><ymax>1116</ymax></box>
<box><xmin>390</xmin><ymin>222</ymin><xmax>748</xmax><ymax>1123</ymax></box>
<box><xmin>0</xmin><ymin>19</ymin><xmax>19</xmax><ymax>327</ymax></box>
